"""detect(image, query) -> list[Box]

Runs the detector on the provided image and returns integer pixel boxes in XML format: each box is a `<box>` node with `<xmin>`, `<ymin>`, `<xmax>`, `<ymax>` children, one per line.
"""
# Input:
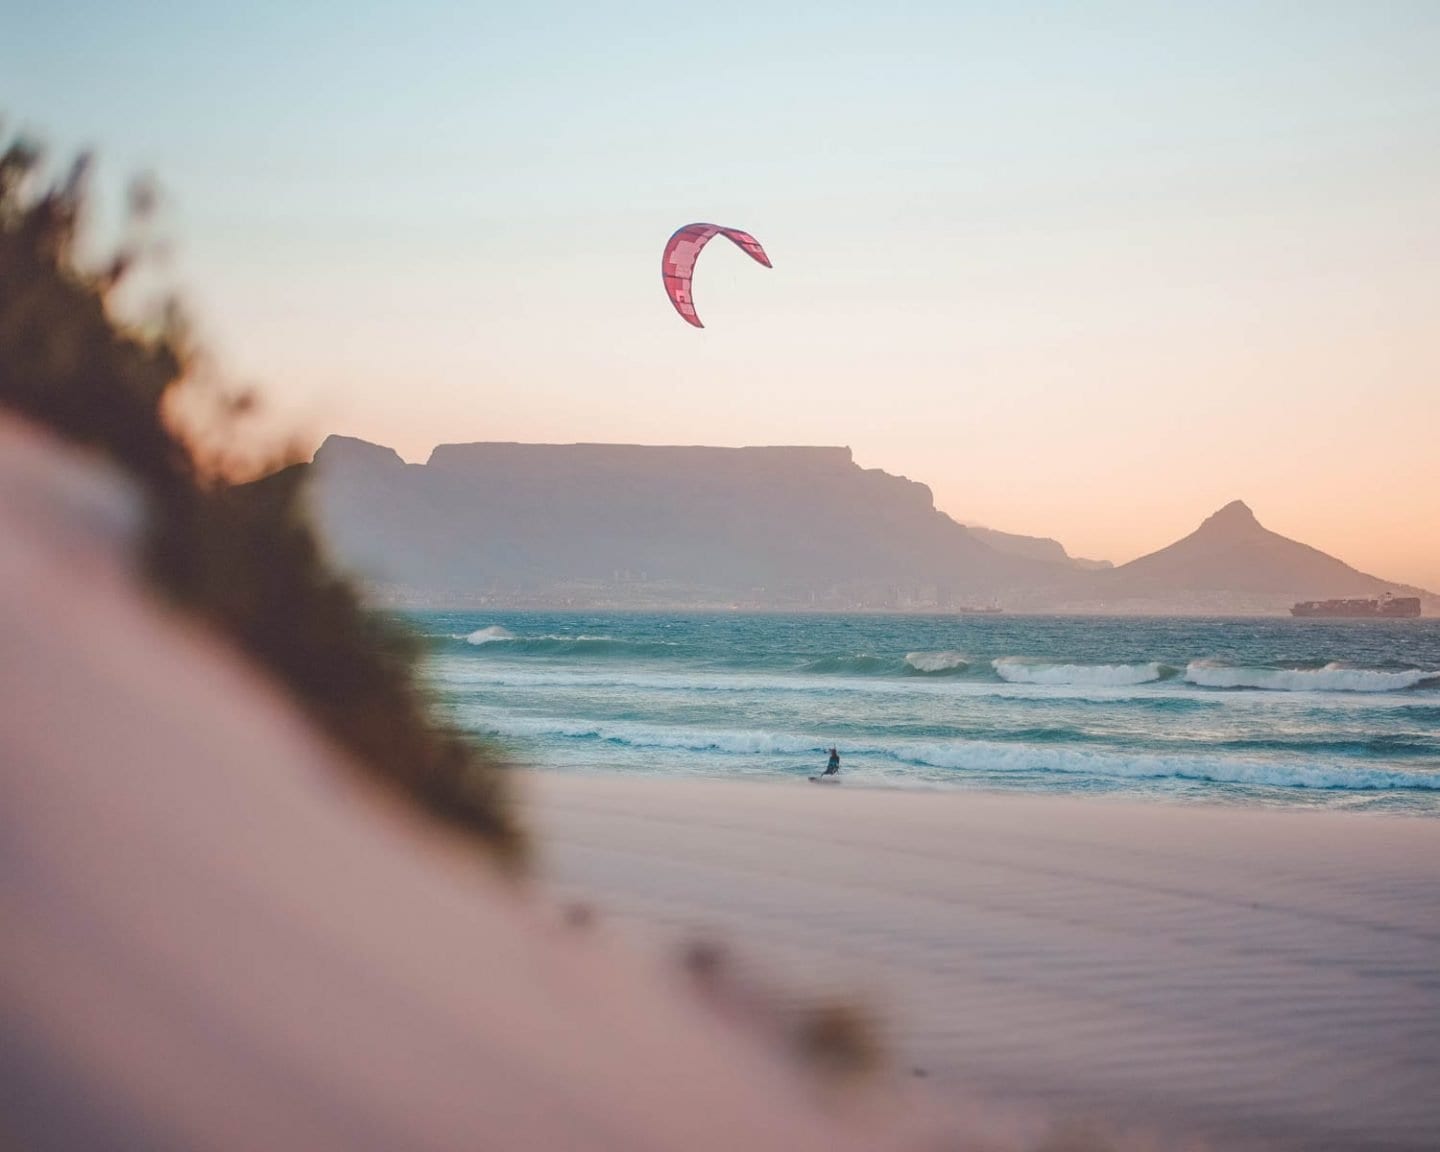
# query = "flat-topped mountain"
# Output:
<box><xmin>305</xmin><ymin>436</ymin><xmax>1067</xmax><ymax>608</ymax></box>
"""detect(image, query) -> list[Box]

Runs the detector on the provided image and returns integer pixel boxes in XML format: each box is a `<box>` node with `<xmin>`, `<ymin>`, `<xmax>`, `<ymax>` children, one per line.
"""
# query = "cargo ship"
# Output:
<box><xmin>1290</xmin><ymin>593</ymin><xmax>1421</xmax><ymax>618</ymax></box>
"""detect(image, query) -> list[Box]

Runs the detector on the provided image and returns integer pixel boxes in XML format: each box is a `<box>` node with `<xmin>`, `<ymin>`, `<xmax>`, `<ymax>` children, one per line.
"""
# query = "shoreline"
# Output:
<box><xmin>422</xmin><ymin>607</ymin><xmax>1440</xmax><ymax>816</ymax></box>
<box><xmin>525</xmin><ymin>771</ymin><xmax>1440</xmax><ymax>1150</ymax></box>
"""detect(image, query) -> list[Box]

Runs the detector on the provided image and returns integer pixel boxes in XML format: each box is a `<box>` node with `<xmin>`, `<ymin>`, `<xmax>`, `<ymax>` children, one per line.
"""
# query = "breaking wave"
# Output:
<box><xmin>1185</xmin><ymin>661</ymin><xmax>1439</xmax><ymax>693</ymax></box>
<box><xmin>443</xmin><ymin>621</ymin><xmax>1439</xmax><ymax>704</ymax></box>
<box><xmin>992</xmin><ymin>658</ymin><xmax>1173</xmax><ymax>686</ymax></box>
<box><xmin>905</xmin><ymin>650</ymin><xmax>970</xmax><ymax>674</ymax></box>
<box><xmin>463</xmin><ymin>625</ymin><xmax>516</xmax><ymax>644</ymax></box>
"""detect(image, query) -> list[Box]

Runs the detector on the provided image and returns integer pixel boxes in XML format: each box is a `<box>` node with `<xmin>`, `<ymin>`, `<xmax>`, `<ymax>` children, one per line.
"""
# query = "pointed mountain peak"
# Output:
<box><xmin>1197</xmin><ymin>499</ymin><xmax>1262</xmax><ymax>536</ymax></box>
<box><xmin>1212</xmin><ymin>498</ymin><xmax>1255</xmax><ymax>520</ymax></box>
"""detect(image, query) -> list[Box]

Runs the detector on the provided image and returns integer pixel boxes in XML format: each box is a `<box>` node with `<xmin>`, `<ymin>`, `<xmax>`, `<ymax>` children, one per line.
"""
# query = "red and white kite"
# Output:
<box><xmin>661</xmin><ymin>223</ymin><xmax>772</xmax><ymax>328</ymax></box>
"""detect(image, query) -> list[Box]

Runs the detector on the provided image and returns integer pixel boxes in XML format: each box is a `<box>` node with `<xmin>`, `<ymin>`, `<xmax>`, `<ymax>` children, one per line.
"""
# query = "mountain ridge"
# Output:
<box><xmin>305</xmin><ymin>435</ymin><xmax>1069</xmax><ymax>609</ymax></box>
<box><xmin>298</xmin><ymin>436</ymin><xmax>1432</xmax><ymax>614</ymax></box>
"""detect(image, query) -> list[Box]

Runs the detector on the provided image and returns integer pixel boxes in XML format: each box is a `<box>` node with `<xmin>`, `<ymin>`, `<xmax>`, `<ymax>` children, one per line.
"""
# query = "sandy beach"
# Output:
<box><xmin>527</xmin><ymin>772</ymin><xmax>1440</xmax><ymax>1151</ymax></box>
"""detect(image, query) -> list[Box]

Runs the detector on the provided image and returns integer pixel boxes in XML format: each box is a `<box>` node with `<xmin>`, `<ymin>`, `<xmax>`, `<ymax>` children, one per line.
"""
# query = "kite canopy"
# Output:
<box><xmin>661</xmin><ymin>223</ymin><xmax>771</xmax><ymax>328</ymax></box>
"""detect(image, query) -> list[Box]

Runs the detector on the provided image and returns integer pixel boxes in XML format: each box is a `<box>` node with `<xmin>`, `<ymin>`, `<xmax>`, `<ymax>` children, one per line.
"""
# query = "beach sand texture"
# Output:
<box><xmin>529</xmin><ymin>772</ymin><xmax>1440</xmax><ymax>1151</ymax></box>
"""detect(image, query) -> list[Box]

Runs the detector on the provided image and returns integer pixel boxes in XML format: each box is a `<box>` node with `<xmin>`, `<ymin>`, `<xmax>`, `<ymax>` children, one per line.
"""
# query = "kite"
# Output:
<box><xmin>661</xmin><ymin>223</ymin><xmax>771</xmax><ymax>328</ymax></box>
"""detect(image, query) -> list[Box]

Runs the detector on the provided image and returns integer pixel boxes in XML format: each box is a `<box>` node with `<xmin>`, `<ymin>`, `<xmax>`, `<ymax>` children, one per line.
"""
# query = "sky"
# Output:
<box><xmin>6</xmin><ymin>1</ymin><xmax>1440</xmax><ymax>586</ymax></box>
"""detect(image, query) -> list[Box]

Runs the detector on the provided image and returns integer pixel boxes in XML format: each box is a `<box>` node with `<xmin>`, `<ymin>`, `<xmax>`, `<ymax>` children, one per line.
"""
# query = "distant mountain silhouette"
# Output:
<box><xmin>293</xmin><ymin>439</ymin><xmax>1430</xmax><ymax>613</ymax></box>
<box><xmin>1092</xmin><ymin>500</ymin><xmax>1433</xmax><ymax>611</ymax></box>
<box><xmin>303</xmin><ymin>436</ymin><xmax>1066</xmax><ymax>609</ymax></box>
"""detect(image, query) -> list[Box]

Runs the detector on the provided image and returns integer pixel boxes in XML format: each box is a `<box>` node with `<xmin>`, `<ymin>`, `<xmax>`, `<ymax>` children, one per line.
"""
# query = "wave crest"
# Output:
<box><xmin>1184</xmin><ymin>661</ymin><xmax>1438</xmax><ymax>693</ymax></box>
<box><xmin>992</xmin><ymin>658</ymin><xmax>1171</xmax><ymax>686</ymax></box>
<box><xmin>905</xmin><ymin>650</ymin><xmax>970</xmax><ymax>674</ymax></box>
<box><xmin>463</xmin><ymin>625</ymin><xmax>515</xmax><ymax>645</ymax></box>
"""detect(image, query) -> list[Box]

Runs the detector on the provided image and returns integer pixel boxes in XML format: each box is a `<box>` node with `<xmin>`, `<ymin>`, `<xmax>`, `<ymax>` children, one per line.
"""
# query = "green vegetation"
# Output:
<box><xmin>0</xmin><ymin>135</ymin><xmax>526</xmax><ymax>867</ymax></box>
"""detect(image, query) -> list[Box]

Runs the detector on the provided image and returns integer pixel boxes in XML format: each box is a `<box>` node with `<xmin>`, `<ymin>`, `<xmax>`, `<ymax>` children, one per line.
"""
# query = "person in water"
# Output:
<box><xmin>823</xmin><ymin>747</ymin><xmax>840</xmax><ymax>775</ymax></box>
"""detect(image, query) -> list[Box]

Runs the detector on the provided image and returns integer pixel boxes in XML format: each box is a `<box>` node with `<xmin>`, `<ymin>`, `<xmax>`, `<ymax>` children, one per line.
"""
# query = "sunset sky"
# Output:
<box><xmin>7</xmin><ymin>2</ymin><xmax>1439</xmax><ymax>586</ymax></box>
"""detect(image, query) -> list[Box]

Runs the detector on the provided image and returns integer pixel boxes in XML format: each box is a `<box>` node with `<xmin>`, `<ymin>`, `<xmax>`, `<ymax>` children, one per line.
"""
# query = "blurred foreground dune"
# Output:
<box><xmin>0</xmin><ymin>415</ymin><xmax>903</xmax><ymax>1151</ymax></box>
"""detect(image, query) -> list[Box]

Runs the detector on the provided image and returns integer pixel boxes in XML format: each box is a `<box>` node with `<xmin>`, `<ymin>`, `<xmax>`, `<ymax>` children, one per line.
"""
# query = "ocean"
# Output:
<box><xmin>412</xmin><ymin>611</ymin><xmax>1440</xmax><ymax>813</ymax></box>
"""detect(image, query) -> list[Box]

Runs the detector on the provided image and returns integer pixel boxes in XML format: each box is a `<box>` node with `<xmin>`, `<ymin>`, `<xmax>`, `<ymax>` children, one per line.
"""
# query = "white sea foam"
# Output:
<box><xmin>900</xmin><ymin>739</ymin><xmax>1440</xmax><ymax>791</ymax></box>
<box><xmin>464</xmin><ymin>625</ymin><xmax>516</xmax><ymax>644</ymax></box>
<box><xmin>1185</xmin><ymin>661</ymin><xmax>1437</xmax><ymax>693</ymax></box>
<box><xmin>494</xmin><ymin>716</ymin><xmax>821</xmax><ymax>757</ymax></box>
<box><xmin>426</xmin><ymin>659</ymin><xmax>1003</xmax><ymax>699</ymax></box>
<box><xmin>485</xmin><ymin>713</ymin><xmax>1440</xmax><ymax>791</ymax></box>
<box><xmin>905</xmin><ymin>650</ymin><xmax>970</xmax><ymax>673</ymax></box>
<box><xmin>992</xmin><ymin>658</ymin><xmax>1168</xmax><ymax>686</ymax></box>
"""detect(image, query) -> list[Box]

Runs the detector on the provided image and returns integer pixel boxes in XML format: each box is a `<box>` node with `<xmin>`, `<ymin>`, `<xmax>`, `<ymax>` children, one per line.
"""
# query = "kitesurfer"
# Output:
<box><xmin>823</xmin><ymin>747</ymin><xmax>840</xmax><ymax>776</ymax></box>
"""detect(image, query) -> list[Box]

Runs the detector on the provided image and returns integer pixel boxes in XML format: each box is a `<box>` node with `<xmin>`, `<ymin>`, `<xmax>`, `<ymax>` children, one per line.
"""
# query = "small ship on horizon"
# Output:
<box><xmin>1291</xmin><ymin>593</ymin><xmax>1421</xmax><ymax>619</ymax></box>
